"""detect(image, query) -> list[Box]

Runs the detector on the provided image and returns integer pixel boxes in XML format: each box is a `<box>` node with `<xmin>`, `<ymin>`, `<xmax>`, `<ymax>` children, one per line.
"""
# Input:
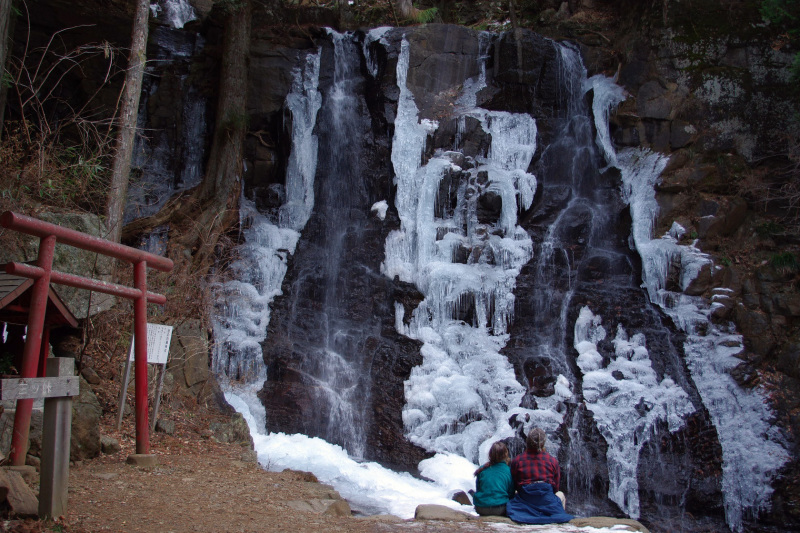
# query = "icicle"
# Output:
<box><xmin>279</xmin><ymin>49</ymin><xmax>322</xmax><ymax>231</ymax></box>
<box><xmin>585</xmin><ymin>74</ymin><xmax>627</xmax><ymax>169</ymax></box>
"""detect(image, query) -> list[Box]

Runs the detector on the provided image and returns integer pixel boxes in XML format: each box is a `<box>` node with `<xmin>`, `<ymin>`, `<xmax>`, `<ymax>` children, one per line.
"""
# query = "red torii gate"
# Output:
<box><xmin>0</xmin><ymin>211</ymin><xmax>174</xmax><ymax>465</ymax></box>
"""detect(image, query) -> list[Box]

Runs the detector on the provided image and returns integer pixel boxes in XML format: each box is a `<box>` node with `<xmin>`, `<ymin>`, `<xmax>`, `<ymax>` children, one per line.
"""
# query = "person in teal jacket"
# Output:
<box><xmin>472</xmin><ymin>441</ymin><xmax>516</xmax><ymax>516</ymax></box>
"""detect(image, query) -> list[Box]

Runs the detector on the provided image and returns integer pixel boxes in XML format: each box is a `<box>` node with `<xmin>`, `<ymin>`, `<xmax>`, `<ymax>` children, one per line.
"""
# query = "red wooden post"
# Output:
<box><xmin>132</xmin><ymin>260</ymin><xmax>149</xmax><ymax>454</ymax></box>
<box><xmin>10</xmin><ymin>235</ymin><xmax>56</xmax><ymax>466</ymax></box>
<box><xmin>37</xmin><ymin>329</ymin><xmax>51</xmax><ymax>378</ymax></box>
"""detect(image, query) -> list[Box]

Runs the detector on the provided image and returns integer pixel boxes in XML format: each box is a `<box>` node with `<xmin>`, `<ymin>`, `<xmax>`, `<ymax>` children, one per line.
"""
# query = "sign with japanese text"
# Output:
<box><xmin>128</xmin><ymin>323</ymin><xmax>173</xmax><ymax>365</ymax></box>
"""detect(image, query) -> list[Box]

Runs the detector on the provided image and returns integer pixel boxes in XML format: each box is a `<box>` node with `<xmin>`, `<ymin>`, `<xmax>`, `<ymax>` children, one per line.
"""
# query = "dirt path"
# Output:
<box><xmin>57</xmin><ymin>415</ymin><xmax>510</xmax><ymax>533</ymax></box>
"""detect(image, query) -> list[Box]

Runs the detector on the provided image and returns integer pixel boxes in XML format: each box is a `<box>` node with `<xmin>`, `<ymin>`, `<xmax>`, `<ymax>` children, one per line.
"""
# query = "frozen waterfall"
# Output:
<box><xmin>204</xmin><ymin>26</ymin><xmax>788</xmax><ymax>531</ymax></box>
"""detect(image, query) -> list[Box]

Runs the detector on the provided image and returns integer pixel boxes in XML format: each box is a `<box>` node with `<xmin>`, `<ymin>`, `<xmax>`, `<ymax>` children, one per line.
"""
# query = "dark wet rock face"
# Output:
<box><xmin>257</xmin><ymin>31</ymin><xmax>429</xmax><ymax>471</ymax></box>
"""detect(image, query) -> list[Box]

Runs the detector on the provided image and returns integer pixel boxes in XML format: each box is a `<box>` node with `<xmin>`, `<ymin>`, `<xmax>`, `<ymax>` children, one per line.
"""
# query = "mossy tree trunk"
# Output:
<box><xmin>122</xmin><ymin>0</ymin><xmax>252</xmax><ymax>271</ymax></box>
<box><xmin>105</xmin><ymin>0</ymin><xmax>149</xmax><ymax>243</ymax></box>
<box><xmin>0</xmin><ymin>0</ymin><xmax>16</xmax><ymax>139</ymax></box>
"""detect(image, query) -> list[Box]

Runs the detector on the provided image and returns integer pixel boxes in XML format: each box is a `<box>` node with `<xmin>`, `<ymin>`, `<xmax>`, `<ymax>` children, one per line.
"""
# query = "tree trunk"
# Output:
<box><xmin>105</xmin><ymin>0</ymin><xmax>149</xmax><ymax>243</ymax></box>
<box><xmin>509</xmin><ymin>0</ymin><xmax>518</xmax><ymax>30</ymax></box>
<box><xmin>397</xmin><ymin>0</ymin><xmax>420</xmax><ymax>20</ymax></box>
<box><xmin>0</xmin><ymin>0</ymin><xmax>16</xmax><ymax>139</ymax></box>
<box><xmin>121</xmin><ymin>0</ymin><xmax>251</xmax><ymax>271</ymax></box>
<box><xmin>197</xmin><ymin>0</ymin><xmax>250</xmax><ymax>207</ymax></box>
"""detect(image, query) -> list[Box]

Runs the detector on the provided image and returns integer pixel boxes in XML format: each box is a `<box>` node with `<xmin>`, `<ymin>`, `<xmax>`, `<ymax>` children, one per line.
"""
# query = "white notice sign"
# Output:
<box><xmin>128</xmin><ymin>323</ymin><xmax>174</xmax><ymax>365</ymax></box>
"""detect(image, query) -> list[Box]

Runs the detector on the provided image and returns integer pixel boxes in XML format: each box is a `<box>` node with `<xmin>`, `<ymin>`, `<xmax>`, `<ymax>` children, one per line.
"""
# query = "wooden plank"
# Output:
<box><xmin>0</xmin><ymin>376</ymin><xmax>80</xmax><ymax>400</ymax></box>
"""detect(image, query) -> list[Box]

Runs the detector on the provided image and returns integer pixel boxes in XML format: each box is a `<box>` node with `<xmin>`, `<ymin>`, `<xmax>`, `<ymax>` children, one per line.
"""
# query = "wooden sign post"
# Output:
<box><xmin>117</xmin><ymin>324</ymin><xmax>173</xmax><ymax>432</ymax></box>
<box><xmin>0</xmin><ymin>357</ymin><xmax>79</xmax><ymax>519</ymax></box>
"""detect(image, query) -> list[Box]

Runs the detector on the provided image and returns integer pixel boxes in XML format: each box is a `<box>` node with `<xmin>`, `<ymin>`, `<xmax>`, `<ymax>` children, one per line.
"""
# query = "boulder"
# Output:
<box><xmin>165</xmin><ymin>319</ymin><xmax>226</xmax><ymax>409</ymax></box>
<box><xmin>188</xmin><ymin>0</ymin><xmax>213</xmax><ymax>18</ymax></box>
<box><xmin>354</xmin><ymin>514</ymin><xmax>406</xmax><ymax>523</ymax></box>
<box><xmin>637</xmin><ymin>81</ymin><xmax>672</xmax><ymax>119</ymax></box>
<box><xmin>71</xmin><ymin>377</ymin><xmax>102</xmax><ymax>461</ymax></box>
<box><xmin>80</xmin><ymin>366</ymin><xmax>102</xmax><ymax>385</ymax></box>
<box><xmin>100</xmin><ymin>435</ymin><xmax>121</xmax><ymax>455</ymax></box>
<box><xmin>695</xmin><ymin>197</ymin><xmax>748</xmax><ymax>238</ymax></box>
<box><xmin>670</xmin><ymin>120</ymin><xmax>697</xmax><ymax>149</ymax></box>
<box><xmin>209</xmin><ymin>413</ymin><xmax>253</xmax><ymax>447</ymax></box>
<box><xmin>570</xmin><ymin>516</ymin><xmax>649</xmax><ymax>532</ymax></box>
<box><xmin>155</xmin><ymin>419</ymin><xmax>176</xmax><ymax>435</ymax></box>
<box><xmin>414</xmin><ymin>504</ymin><xmax>472</xmax><ymax>521</ymax></box>
<box><xmin>643</xmin><ymin>119</ymin><xmax>671</xmax><ymax>152</ymax></box>
<box><xmin>248</xmin><ymin>43</ymin><xmax>303</xmax><ymax>118</ymax></box>
<box><xmin>491</xmin><ymin>29</ymin><xmax>561</xmax><ymax>115</ymax></box>
<box><xmin>405</xmin><ymin>24</ymin><xmax>480</xmax><ymax>119</ymax></box>
<box><xmin>684</xmin><ymin>262</ymin><xmax>714</xmax><ymax>296</ymax></box>
<box><xmin>733</xmin><ymin>305</ymin><xmax>775</xmax><ymax>356</ymax></box>
<box><xmin>168</xmin><ymin>319</ymin><xmax>210</xmax><ymax>388</ymax></box>
<box><xmin>2</xmin><ymin>410</ymin><xmax>43</xmax><ymax>459</ymax></box>
<box><xmin>294</xmin><ymin>481</ymin><xmax>341</xmax><ymax>500</ymax></box>
<box><xmin>775</xmin><ymin>343</ymin><xmax>800</xmax><ymax>380</ymax></box>
<box><xmin>773</xmin><ymin>293</ymin><xmax>800</xmax><ymax>317</ymax></box>
<box><xmin>0</xmin><ymin>211</ymin><xmax>115</xmax><ymax>319</ymax></box>
<box><xmin>451</xmin><ymin>490</ymin><xmax>472</xmax><ymax>506</ymax></box>
<box><xmin>0</xmin><ymin>468</ymin><xmax>38</xmax><ymax>517</ymax></box>
<box><xmin>284</xmin><ymin>499</ymin><xmax>351</xmax><ymax>516</ymax></box>
<box><xmin>240</xmin><ymin>449</ymin><xmax>258</xmax><ymax>463</ymax></box>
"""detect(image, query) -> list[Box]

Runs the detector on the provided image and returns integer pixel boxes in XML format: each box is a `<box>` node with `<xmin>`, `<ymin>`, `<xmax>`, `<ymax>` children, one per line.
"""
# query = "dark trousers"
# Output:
<box><xmin>475</xmin><ymin>504</ymin><xmax>507</xmax><ymax>516</ymax></box>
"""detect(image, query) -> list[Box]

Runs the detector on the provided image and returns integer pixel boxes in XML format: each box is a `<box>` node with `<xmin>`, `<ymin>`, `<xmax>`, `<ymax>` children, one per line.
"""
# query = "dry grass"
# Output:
<box><xmin>0</xmin><ymin>125</ymin><xmax>111</xmax><ymax>216</ymax></box>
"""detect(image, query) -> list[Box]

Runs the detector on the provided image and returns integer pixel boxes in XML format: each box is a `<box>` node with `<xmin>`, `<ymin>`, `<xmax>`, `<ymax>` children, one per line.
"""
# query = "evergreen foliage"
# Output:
<box><xmin>761</xmin><ymin>0</ymin><xmax>800</xmax><ymax>79</ymax></box>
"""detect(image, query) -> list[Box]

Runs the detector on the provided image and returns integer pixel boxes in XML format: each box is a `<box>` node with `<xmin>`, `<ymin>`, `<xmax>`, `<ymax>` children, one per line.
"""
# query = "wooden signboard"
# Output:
<box><xmin>0</xmin><ymin>376</ymin><xmax>80</xmax><ymax>401</ymax></box>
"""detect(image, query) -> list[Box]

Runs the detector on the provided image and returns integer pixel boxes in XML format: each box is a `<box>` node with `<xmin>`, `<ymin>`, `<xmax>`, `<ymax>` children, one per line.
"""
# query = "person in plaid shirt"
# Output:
<box><xmin>505</xmin><ymin>427</ymin><xmax>573</xmax><ymax>524</ymax></box>
<box><xmin>510</xmin><ymin>427</ymin><xmax>561</xmax><ymax>494</ymax></box>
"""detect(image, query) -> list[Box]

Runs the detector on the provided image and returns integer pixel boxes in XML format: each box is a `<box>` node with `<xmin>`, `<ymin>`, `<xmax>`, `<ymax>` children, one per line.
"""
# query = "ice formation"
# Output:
<box><xmin>204</xmin><ymin>27</ymin><xmax>790</xmax><ymax>530</ymax></box>
<box><xmin>279</xmin><ymin>51</ymin><xmax>322</xmax><ymax>231</ymax></box>
<box><xmin>385</xmin><ymin>37</ymin><xmax>538</xmax><ymax>462</ymax></box>
<box><xmin>584</xmin><ymin>74</ymin><xmax>626</xmax><ymax>168</ymax></box>
<box><xmin>151</xmin><ymin>0</ymin><xmax>197</xmax><ymax>29</ymax></box>
<box><xmin>211</xmin><ymin>48</ymin><xmax>321</xmax><ymax>386</ymax></box>
<box><xmin>362</xmin><ymin>26</ymin><xmax>392</xmax><ymax>78</ymax></box>
<box><xmin>574</xmin><ymin>307</ymin><xmax>694</xmax><ymax>519</ymax></box>
<box><xmin>370</xmin><ymin>200</ymin><xmax>388</xmax><ymax>220</ymax></box>
<box><xmin>616</xmin><ymin>148</ymin><xmax>789</xmax><ymax>530</ymax></box>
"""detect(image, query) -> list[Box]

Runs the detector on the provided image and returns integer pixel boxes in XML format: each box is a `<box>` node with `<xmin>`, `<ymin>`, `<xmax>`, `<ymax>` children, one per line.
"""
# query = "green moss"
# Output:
<box><xmin>214</xmin><ymin>0</ymin><xmax>246</xmax><ymax>16</ymax></box>
<box><xmin>415</xmin><ymin>6</ymin><xmax>439</xmax><ymax>23</ymax></box>
<box><xmin>771</xmin><ymin>251</ymin><xmax>800</xmax><ymax>273</ymax></box>
<box><xmin>757</xmin><ymin>221</ymin><xmax>786</xmax><ymax>236</ymax></box>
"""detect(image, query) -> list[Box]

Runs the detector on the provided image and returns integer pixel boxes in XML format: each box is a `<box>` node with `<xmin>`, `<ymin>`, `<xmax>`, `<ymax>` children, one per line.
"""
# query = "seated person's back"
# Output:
<box><xmin>505</xmin><ymin>427</ymin><xmax>574</xmax><ymax>525</ymax></box>
<box><xmin>472</xmin><ymin>441</ymin><xmax>515</xmax><ymax>516</ymax></box>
